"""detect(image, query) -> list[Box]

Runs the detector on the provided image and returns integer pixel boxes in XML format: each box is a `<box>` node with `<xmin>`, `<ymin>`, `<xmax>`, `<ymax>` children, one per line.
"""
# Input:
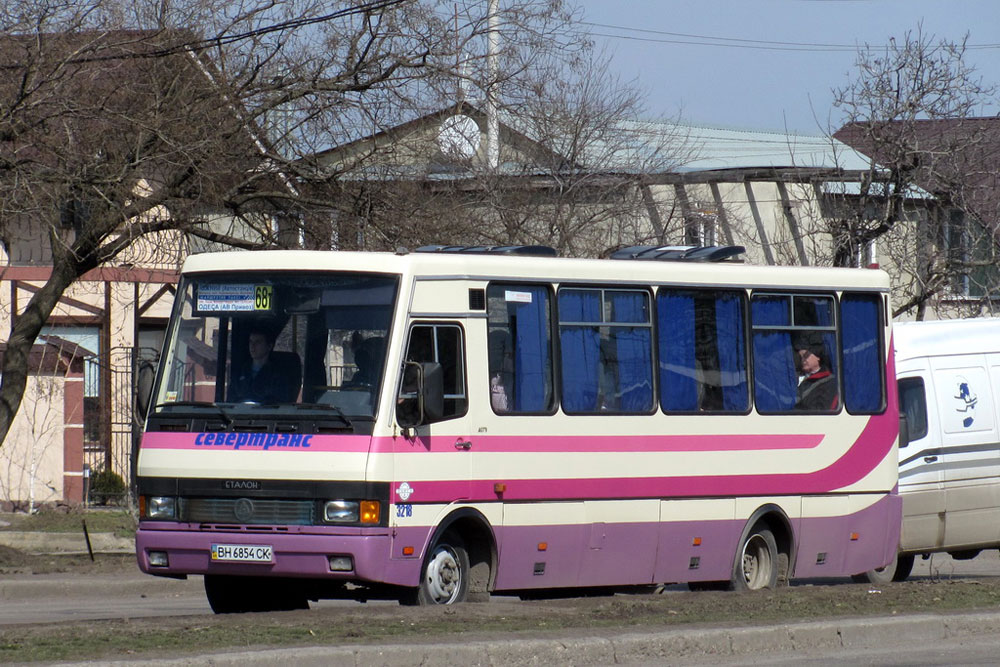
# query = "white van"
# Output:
<box><xmin>859</xmin><ymin>317</ymin><xmax>1000</xmax><ymax>583</ymax></box>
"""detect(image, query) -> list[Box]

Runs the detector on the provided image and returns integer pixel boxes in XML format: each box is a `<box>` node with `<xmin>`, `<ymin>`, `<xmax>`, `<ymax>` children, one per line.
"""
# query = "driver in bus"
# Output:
<box><xmin>229</xmin><ymin>328</ymin><xmax>292</xmax><ymax>403</ymax></box>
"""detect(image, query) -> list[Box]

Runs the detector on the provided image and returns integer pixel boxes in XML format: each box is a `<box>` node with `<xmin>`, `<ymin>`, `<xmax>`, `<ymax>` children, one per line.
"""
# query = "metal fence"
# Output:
<box><xmin>83</xmin><ymin>346</ymin><xmax>156</xmax><ymax>507</ymax></box>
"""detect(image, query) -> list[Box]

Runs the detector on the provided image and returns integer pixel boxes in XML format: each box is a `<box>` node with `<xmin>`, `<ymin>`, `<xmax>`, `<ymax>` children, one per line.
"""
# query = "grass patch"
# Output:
<box><xmin>0</xmin><ymin>508</ymin><xmax>136</xmax><ymax>538</ymax></box>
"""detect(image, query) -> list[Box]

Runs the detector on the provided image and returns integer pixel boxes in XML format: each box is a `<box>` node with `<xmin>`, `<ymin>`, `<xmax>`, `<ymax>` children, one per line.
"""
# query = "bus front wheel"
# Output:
<box><xmin>732</xmin><ymin>525</ymin><xmax>778</xmax><ymax>591</ymax></box>
<box><xmin>408</xmin><ymin>531</ymin><xmax>470</xmax><ymax>605</ymax></box>
<box><xmin>204</xmin><ymin>575</ymin><xmax>309</xmax><ymax>613</ymax></box>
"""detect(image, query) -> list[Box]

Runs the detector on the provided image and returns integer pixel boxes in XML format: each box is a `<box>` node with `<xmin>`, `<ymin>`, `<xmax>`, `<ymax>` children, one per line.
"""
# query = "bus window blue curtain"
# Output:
<box><xmin>657</xmin><ymin>291</ymin><xmax>697</xmax><ymax>411</ymax></box>
<box><xmin>841</xmin><ymin>294</ymin><xmax>883</xmax><ymax>413</ymax></box>
<box><xmin>609</xmin><ymin>292</ymin><xmax>652</xmax><ymax>412</ymax></box>
<box><xmin>715</xmin><ymin>293</ymin><xmax>749</xmax><ymax>411</ymax></box>
<box><xmin>559</xmin><ymin>290</ymin><xmax>601</xmax><ymax>412</ymax></box>
<box><xmin>512</xmin><ymin>287</ymin><xmax>552</xmax><ymax>412</ymax></box>
<box><xmin>752</xmin><ymin>296</ymin><xmax>797</xmax><ymax>412</ymax></box>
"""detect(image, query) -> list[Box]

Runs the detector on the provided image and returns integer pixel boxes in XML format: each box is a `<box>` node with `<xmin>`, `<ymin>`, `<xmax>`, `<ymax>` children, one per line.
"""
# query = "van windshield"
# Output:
<box><xmin>152</xmin><ymin>272</ymin><xmax>398</xmax><ymax>419</ymax></box>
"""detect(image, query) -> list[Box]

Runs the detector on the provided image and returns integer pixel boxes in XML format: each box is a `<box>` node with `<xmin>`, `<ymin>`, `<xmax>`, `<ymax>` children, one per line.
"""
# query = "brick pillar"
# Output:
<box><xmin>63</xmin><ymin>372</ymin><xmax>85</xmax><ymax>503</ymax></box>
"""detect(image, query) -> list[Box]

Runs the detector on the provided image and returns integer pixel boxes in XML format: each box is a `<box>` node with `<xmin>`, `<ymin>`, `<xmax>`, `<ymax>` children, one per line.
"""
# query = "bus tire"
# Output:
<box><xmin>205</xmin><ymin>575</ymin><xmax>308</xmax><ymax>613</ymax></box>
<box><xmin>205</xmin><ymin>574</ymin><xmax>251</xmax><ymax>613</ymax></box>
<box><xmin>406</xmin><ymin>531</ymin><xmax>470</xmax><ymax>605</ymax></box>
<box><xmin>852</xmin><ymin>552</ymin><xmax>915</xmax><ymax>584</ymax></box>
<box><xmin>732</xmin><ymin>525</ymin><xmax>778</xmax><ymax>591</ymax></box>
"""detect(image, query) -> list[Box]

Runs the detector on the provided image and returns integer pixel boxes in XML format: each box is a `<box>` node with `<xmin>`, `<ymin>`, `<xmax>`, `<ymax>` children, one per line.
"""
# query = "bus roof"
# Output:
<box><xmin>180</xmin><ymin>249</ymin><xmax>891</xmax><ymax>291</ymax></box>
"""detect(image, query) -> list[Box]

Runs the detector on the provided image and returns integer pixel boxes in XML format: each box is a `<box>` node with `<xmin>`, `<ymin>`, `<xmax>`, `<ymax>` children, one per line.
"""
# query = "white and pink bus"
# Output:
<box><xmin>135</xmin><ymin>245</ymin><xmax>901</xmax><ymax>611</ymax></box>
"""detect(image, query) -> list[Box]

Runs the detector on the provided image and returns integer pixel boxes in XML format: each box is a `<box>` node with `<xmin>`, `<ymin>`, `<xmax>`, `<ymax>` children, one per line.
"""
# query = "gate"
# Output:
<box><xmin>84</xmin><ymin>346</ymin><xmax>158</xmax><ymax>506</ymax></box>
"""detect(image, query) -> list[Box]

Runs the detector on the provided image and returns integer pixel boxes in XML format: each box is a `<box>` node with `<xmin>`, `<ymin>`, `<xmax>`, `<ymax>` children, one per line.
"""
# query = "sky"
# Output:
<box><xmin>573</xmin><ymin>0</ymin><xmax>1000</xmax><ymax>134</ymax></box>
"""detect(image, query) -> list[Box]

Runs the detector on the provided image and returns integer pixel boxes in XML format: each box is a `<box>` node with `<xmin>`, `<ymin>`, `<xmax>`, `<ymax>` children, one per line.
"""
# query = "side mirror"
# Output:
<box><xmin>396</xmin><ymin>361</ymin><xmax>445</xmax><ymax>428</ymax></box>
<box><xmin>421</xmin><ymin>362</ymin><xmax>444</xmax><ymax>422</ymax></box>
<box><xmin>135</xmin><ymin>360</ymin><xmax>156</xmax><ymax>421</ymax></box>
<box><xmin>898</xmin><ymin>413</ymin><xmax>909</xmax><ymax>449</ymax></box>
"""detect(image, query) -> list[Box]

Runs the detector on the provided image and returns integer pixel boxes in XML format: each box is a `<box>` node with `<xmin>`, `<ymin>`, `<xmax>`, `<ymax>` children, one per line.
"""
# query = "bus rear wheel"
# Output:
<box><xmin>410</xmin><ymin>532</ymin><xmax>470</xmax><ymax>605</ymax></box>
<box><xmin>732</xmin><ymin>525</ymin><xmax>778</xmax><ymax>591</ymax></box>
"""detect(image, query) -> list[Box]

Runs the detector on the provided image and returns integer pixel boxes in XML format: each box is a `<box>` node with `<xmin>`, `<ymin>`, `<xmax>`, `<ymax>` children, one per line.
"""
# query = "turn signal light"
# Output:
<box><xmin>360</xmin><ymin>500</ymin><xmax>380</xmax><ymax>524</ymax></box>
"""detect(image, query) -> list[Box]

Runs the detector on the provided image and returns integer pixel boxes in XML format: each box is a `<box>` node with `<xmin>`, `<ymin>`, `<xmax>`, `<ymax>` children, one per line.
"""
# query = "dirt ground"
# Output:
<box><xmin>4</xmin><ymin>508</ymin><xmax>1000</xmax><ymax>662</ymax></box>
<box><xmin>4</xmin><ymin>544</ymin><xmax>1000</xmax><ymax>663</ymax></box>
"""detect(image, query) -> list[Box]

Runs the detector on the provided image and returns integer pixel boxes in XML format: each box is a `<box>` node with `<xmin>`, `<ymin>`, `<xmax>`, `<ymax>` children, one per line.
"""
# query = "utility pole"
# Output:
<box><xmin>486</xmin><ymin>0</ymin><xmax>500</xmax><ymax>169</ymax></box>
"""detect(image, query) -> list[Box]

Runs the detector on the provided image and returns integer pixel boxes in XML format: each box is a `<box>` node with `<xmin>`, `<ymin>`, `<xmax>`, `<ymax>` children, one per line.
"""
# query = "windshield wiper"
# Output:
<box><xmin>153</xmin><ymin>401</ymin><xmax>234</xmax><ymax>428</ymax></box>
<box><xmin>294</xmin><ymin>403</ymin><xmax>353</xmax><ymax>428</ymax></box>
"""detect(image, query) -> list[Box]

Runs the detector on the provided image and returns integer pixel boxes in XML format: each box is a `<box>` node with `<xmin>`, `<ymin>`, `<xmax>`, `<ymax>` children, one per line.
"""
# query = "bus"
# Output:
<box><xmin>135</xmin><ymin>244</ymin><xmax>901</xmax><ymax>611</ymax></box>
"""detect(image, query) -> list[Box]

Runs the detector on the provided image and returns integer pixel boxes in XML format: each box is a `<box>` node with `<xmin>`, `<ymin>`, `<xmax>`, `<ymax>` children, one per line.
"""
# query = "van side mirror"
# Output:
<box><xmin>898</xmin><ymin>413</ymin><xmax>909</xmax><ymax>449</ymax></box>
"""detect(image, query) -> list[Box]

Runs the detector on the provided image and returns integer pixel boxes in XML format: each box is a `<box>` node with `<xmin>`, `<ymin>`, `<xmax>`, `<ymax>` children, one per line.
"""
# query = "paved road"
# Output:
<box><xmin>2</xmin><ymin>548</ymin><xmax>998</xmax><ymax>626</ymax></box>
<box><xmin>4</xmin><ymin>548</ymin><xmax>1000</xmax><ymax>665</ymax></box>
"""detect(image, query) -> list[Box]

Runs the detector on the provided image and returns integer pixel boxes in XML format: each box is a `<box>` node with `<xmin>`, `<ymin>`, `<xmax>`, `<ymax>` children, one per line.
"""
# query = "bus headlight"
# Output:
<box><xmin>143</xmin><ymin>496</ymin><xmax>176</xmax><ymax>520</ymax></box>
<box><xmin>324</xmin><ymin>500</ymin><xmax>359</xmax><ymax>523</ymax></box>
<box><xmin>323</xmin><ymin>500</ymin><xmax>380</xmax><ymax>524</ymax></box>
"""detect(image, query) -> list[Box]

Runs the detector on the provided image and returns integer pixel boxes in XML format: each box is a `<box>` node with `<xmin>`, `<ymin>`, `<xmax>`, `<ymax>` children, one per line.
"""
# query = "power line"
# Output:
<box><xmin>3</xmin><ymin>0</ymin><xmax>412</xmax><ymax>68</ymax></box>
<box><xmin>583</xmin><ymin>21</ymin><xmax>1000</xmax><ymax>53</ymax></box>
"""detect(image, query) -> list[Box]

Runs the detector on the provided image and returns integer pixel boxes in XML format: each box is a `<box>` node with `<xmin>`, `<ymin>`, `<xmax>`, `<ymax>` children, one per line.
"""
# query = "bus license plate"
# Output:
<box><xmin>211</xmin><ymin>544</ymin><xmax>273</xmax><ymax>563</ymax></box>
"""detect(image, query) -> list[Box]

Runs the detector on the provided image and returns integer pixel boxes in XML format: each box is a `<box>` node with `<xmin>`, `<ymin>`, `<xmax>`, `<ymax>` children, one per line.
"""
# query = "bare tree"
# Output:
<box><xmin>331</xmin><ymin>47</ymin><xmax>697</xmax><ymax>257</ymax></box>
<box><xmin>829</xmin><ymin>26</ymin><xmax>999</xmax><ymax>318</ymax></box>
<box><xmin>471</xmin><ymin>49</ymin><xmax>697</xmax><ymax>257</ymax></box>
<box><xmin>0</xmin><ymin>0</ymin><xmax>580</xmax><ymax>447</ymax></box>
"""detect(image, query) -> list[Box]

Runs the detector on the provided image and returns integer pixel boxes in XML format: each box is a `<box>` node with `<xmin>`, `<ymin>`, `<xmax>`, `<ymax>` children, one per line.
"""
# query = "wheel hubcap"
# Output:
<box><xmin>425</xmin><ymin>545</ymin><xmax>461</xmax><ymax>603</ymax></box>
<box><xmin>741</xmin><ymin>534</ymin><xmax>772</xmax><ymax>590</ymax></box>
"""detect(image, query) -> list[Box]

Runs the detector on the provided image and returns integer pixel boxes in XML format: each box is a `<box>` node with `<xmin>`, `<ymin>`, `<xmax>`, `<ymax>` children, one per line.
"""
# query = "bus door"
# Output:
<box><xmin>394</xmin><ymin>322</ymin><xmax>472</xmax><ymax>506</ymax></box>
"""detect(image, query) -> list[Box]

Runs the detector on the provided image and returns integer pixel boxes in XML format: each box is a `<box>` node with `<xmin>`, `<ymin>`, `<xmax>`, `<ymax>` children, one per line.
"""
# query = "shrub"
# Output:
<box><xmin>88</xmin><ymin>469</ymin><xmax>127</xmax><ymax>506</ymax></box>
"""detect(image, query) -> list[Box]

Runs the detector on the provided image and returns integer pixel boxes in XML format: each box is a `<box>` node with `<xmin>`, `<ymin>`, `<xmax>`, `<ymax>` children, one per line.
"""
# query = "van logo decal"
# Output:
<box><xmin>954</xmin><ymin>378</ymin><xmax>978</xmax><ymax>428</ymax></box>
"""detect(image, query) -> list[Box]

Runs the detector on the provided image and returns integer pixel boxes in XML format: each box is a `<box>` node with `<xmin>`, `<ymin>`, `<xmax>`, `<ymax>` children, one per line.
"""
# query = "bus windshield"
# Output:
<box><xmin>152</xmin><ymin>272</ymin><xmax>398</xmax><ymax>419</ymax></box>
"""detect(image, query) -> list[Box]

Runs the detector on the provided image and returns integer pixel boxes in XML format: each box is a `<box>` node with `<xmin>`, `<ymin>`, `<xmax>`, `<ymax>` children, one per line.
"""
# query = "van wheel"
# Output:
<box><xmin>852</xmin><ymin>553</ymin><xmax>915</xmax><ymax>584</ymax></box>
<box><xmin>732</xmin><ymin>525</ymin><xmax>778</xmax><ymax>591</ymax></box>
<box><xmin>407</xmin><ymin>532</ymin><xmax>470</xmax><ymax>605</ymax></box>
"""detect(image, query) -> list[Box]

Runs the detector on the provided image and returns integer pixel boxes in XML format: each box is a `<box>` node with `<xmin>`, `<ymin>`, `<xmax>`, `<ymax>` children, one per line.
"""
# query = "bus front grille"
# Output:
<box><xmin>179</xmin><ymin>498</ymin><xmax>315</xmax><ymax>525</ymax></box>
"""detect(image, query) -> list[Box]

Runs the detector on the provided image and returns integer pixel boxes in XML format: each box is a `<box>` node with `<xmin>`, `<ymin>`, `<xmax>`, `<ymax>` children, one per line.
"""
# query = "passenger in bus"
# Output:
<box><xmin>794</xmin><ymin>334</ymin><xmax>838</xmax><ymax>411</ymax></box>
<box><xmin>229</xmin><ymin>328</ymin><xmax>301</xmax><ymax>403</ymax></box>
<box><xmin>488</xmin><ymin>329</ymin><xmax>513</xmax><ymax>412</ymax></box>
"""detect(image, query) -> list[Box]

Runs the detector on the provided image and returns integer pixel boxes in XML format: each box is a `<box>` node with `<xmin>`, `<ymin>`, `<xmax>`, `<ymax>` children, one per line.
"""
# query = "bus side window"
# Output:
<box><xmin>486</xmin><ymin>284</ymin><xmax>555</xmax><ymax>414</ymax></box>
<box><xmin>397</xmin><ymin>323</ymin><xmax>467</xmax><ymax>422</ymax></box>
<box><xmin>558</xmin><ymin>288</ymin><xmax>653</xmax><ymax>414</ymax></box>
<box><xmin>658</xmin><ymin>288</ymin><xmax>748</xmax><ymax>413</ymax></box>
<box><xmin>840</xmin><ymin>293</ymin><xmax>885</xmax><ymax>414</ymax></box>
<box><xmin>751</xmin><ymin>293</ymin><xmax>838</xmax><ymax>413</ymax></box>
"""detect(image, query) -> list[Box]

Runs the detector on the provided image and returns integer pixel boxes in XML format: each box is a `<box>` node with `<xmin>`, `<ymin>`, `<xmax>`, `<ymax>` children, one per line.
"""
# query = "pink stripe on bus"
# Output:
<box><xmin>382</xmin><ymin>432</ymin><xmax>824</xmax><ymax>454</ymax></box>
<box><xmin>392</xmin><ymin>409</ymin><xmax>898</xmax><ymax>503</ymax></box>
<box><xmin>140</xmin><ymin>432</ymin><xmax>372</xmax><ymax>452</ymax></box>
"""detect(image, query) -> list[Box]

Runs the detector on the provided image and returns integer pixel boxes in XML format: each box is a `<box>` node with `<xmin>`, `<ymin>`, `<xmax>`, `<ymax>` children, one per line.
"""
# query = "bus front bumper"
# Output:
<box><xmin>135</xmin><ymin>525</ymin><xmax>418</xmax><ymax>587</ymax></box>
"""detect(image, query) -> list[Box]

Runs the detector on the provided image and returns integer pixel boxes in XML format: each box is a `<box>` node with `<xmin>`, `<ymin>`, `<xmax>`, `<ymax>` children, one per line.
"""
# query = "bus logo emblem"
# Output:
<box><xmin>233</xmin><ymin>498</ymin><xmax>255</xmax><ymax>522</ymax></box>
<box><xmin>396</xmin><ymin>482</ymin><xmax>414</xmax><ymax>501</ymax></box>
